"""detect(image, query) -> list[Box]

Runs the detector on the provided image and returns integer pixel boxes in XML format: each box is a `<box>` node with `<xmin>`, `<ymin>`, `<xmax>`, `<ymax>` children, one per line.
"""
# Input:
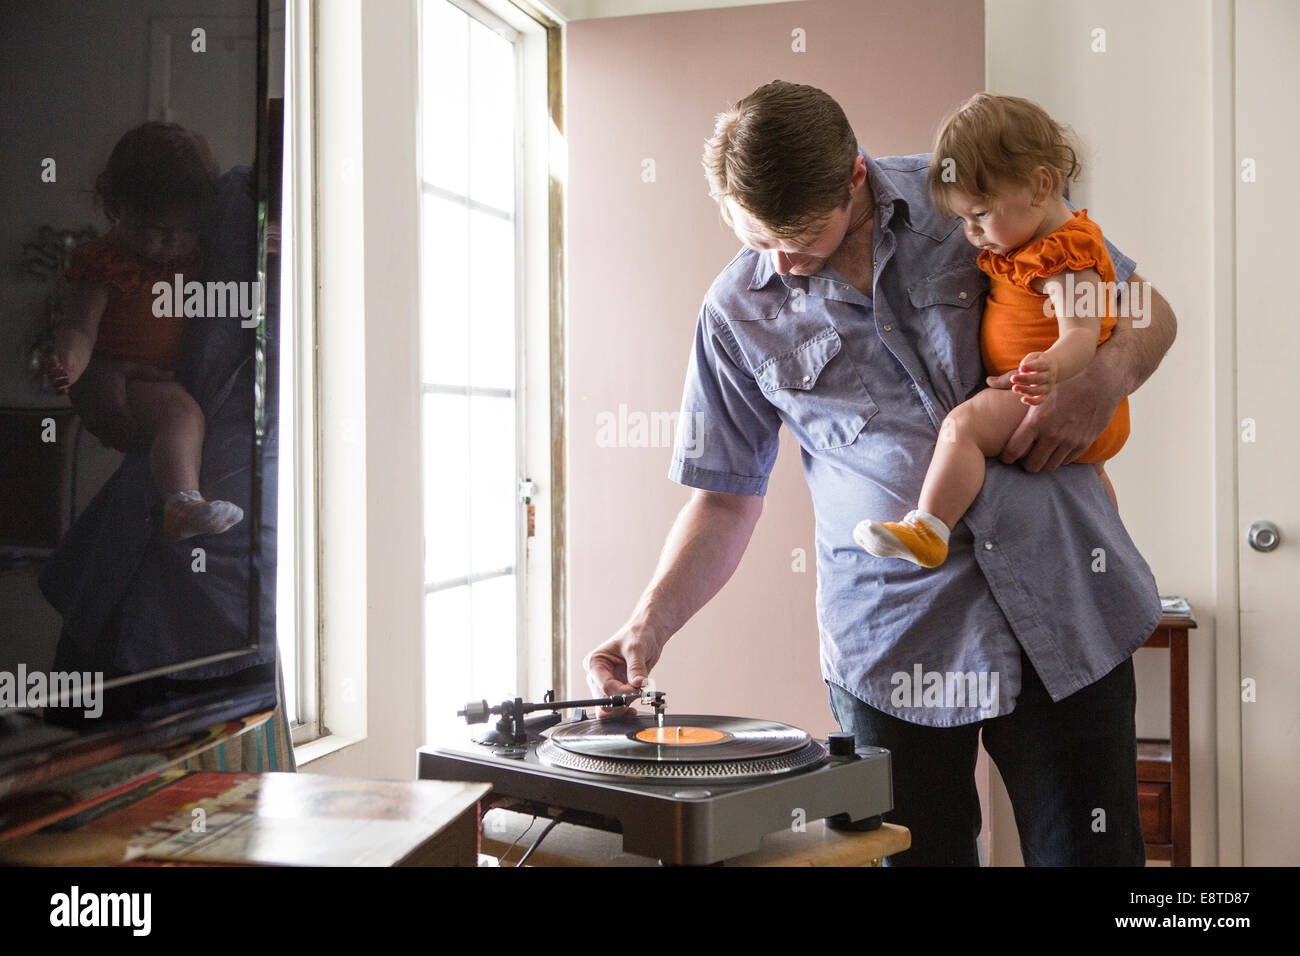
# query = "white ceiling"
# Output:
<box><xmin>539</xmin><ymin>0</ymin><xmax>806</xmax><ymax>23</ymax></box>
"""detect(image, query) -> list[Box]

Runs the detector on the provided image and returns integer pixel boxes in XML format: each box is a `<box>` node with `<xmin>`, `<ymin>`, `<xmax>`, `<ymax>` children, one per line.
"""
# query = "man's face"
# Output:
<box><xmin>724</xmin><ymin>197</ymin><xmax>853</xmax><ymax>277</ymax></box>
<box><xmin>945</xmin><ymin>186</ymin><xmax>1043</xmax><ymax>256</ymax></box>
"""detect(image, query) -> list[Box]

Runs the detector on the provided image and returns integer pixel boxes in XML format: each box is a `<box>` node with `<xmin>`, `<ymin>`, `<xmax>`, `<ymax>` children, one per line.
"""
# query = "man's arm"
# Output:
<box><xmin>583</xmin><ymin>489</ymin><xmax>763</xmax><ymax>710</ymax></box>
<box><xmin>996</xmin><ymin>271</ymin><xmax>1177</xmax><ymax>472</ymax></box>
<box><xmin>1084</xmin><ymin>272</ymin><xmax>1177</xmax><ymax>396</ymax></box>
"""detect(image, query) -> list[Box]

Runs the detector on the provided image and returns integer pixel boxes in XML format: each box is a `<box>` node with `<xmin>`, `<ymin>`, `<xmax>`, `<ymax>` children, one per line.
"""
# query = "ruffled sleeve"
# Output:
<box><xmin>65</xmin><ymin>235</ymin><xmax>149</xmax><ymax>294</ymax></box>
<box><xmin>977</xmin><ymin>208</ymin><xmax>1117</xmax><ymax>290</ymax></box>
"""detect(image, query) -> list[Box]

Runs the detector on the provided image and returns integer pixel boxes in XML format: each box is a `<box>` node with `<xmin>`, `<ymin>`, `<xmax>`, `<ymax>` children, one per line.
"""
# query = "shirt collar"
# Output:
<box><xmin>748</xmin><ymin>146</ymin><xmax>911</xmax><ymax>291</ymax></box>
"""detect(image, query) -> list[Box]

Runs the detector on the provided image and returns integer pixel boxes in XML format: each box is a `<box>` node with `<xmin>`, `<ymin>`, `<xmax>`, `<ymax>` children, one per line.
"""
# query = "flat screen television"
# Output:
<box><xmin>0</xmin><ymin>0</ymin><xmax>285</xmax><ymax>826</ymax></box>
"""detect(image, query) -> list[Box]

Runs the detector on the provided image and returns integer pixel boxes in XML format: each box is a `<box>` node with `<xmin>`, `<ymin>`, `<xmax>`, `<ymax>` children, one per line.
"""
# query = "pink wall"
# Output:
<box><xmin>565</xmin><ymin>0</ymin><xmax>984</xmax><ymax>735</ymax></box>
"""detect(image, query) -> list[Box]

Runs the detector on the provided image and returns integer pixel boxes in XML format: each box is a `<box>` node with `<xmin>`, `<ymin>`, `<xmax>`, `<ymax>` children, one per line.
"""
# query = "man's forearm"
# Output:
<box><xmin>627</xmin><ymin>490</ymin><xmax>763</xmax><ymax>646</ymax></box>
<box><xmin>1091</xmin><ymin>273</ymin><xmax>1177</xmax><ymax>397</ymax></box>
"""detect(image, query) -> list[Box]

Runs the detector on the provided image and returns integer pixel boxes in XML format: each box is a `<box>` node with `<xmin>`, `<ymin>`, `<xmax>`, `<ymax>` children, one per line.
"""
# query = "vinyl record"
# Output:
<box><xmin>545</xmin><ymin>714</ymin><xmax>810</xmax><ymax>763</ymax></box>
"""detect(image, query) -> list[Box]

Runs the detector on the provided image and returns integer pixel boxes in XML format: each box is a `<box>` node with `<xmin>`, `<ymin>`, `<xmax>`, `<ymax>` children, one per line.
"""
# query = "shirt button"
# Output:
<box><xmin>842</xmin><ymin>283</ymin><xmax>849</xmax><ymax>290</ymax></box>
<box><xmin>984</xmin><ymin>541</ymin><xmax>994</xmax><ymax>550</ymax></box>
<box><xmin>882</xmin><ymin>324</ymin><xmax>892</xmax><ymax>331</ymax></box>
<box><xmin>959</xmin><ymin>291</ymin><xmax>968</xmax><ymax>299</ymax></box>
<box><xmin>909</xmin><ymin>383</ymin><xmax>917</xmax><ymax>390</ymax></box>
<box><xmin>872</xmin><ymin>259</ymin><xmax>879</xmax><ymax>268</ymax></box>
<box><xmin>802</xmin><ymin>375</ymin><xmax>811</xmax><ymax>383</ymax></box>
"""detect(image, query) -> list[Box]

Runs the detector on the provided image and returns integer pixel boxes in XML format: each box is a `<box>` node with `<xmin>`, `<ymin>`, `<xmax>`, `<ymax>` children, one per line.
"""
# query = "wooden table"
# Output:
<box><xmin>0</xmin><ymin>771</ymin><xmax>488</xmax><ymax>866</ymax></box>
<box><xmin>480</xmin><ymin>807</ymin><xmax>911</xmax><ymax>866</ymax></box>
<box><xmin>1137</xmin><ymin>611</ymin><xmax>1198</xmax><ymax>866</ymax></box>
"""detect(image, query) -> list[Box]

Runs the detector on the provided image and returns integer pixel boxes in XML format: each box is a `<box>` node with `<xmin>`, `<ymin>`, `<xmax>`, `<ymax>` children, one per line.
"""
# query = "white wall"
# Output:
<box><xmin>298</xmin><ymin>0</ymin><xmax>425</xmax><ymax>780</ymax></box>
<box><xmin>985</xmin><ymin>0</ymin><xmax>1225</xmax><ymax>865</ymax></box>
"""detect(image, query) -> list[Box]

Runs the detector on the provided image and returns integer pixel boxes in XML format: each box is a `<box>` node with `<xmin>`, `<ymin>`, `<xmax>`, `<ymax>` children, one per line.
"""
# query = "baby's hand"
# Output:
<box><xmin>1011</xmin><ymin>351</ymin><xmax>1058</xmax><ymax>406</ymax></box>
<box><xmin>45</xmin><ymin>327</ymin><xmax>95</xmax><ymax>393</ymax></box>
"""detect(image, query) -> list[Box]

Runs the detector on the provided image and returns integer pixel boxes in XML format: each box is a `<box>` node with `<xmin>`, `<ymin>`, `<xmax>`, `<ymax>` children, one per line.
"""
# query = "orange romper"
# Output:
<box><xmin>976</xmin><ymin>208</ymin><xmax>1129</xmax><ymax>464</ymax></box>
<box><xmin>65</xmin><ymin>234</ymin><xmax>198</xmax><ymax>371</ymax></box>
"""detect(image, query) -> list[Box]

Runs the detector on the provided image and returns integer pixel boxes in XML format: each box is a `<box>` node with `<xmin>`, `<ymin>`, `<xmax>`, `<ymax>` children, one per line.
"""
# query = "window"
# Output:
<box><xmin>277</xmin><ymin>0</ymin><xmax>319</xmax><ymax>743</ymax></box>
<box><xmin>419</xmin><ymin>0</ymin><xmax>546</xmax><ymax>742</ymax></box>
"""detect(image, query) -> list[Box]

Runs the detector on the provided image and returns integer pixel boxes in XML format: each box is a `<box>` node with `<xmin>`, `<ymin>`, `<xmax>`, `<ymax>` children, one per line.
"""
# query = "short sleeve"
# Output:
<box><xmin>1065</xmin><ymin>197</ymin><xmax>1136</xmax><ymax>285</ymax></box>
<box><xmin>667</xmin><ymin>301</ymin><xmax>782</xmax><ymax>496</ymax></box>
<box><xmin>980</xmin><ymin>210</ymin><xmax>1118</xmax><ymax>289</ymax></box>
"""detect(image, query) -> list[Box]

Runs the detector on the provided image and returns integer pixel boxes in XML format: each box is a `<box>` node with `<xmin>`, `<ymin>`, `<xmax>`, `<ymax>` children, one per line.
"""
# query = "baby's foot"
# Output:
<box><xmin>163</xmin><ymin>490</ymin><xmax>244</xmax><ymax>542</ymax></box>
<box><xmin>854</xmin><ymin>509</ymin><xmax>951</xmax><ymax>568</ymax></box>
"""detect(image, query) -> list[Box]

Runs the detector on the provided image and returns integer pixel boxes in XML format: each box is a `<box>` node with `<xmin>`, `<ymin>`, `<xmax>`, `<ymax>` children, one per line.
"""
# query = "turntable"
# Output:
<box><xmin>417</xmin><ymin>689</ymin><xmax>893</xmax><ymax>865</ymax></box>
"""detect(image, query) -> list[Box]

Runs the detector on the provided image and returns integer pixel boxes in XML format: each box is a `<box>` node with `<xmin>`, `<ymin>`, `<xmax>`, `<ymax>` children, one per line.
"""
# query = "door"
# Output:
<box><xmin>1235</xmin><ymin>0</ymin><xmax>1300</xmax><ymax>866</ymax></box>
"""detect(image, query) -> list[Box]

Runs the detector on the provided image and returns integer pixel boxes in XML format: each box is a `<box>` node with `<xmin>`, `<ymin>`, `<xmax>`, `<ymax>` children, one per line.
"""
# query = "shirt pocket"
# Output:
<box><xmin>753</xmin><ymin>327</ymin><xmax>879</xmax><ymax>450</ymax></box>
<box><xmin>907</xmin><ymin>265</ymin><xmax>987</xmax><ymax>392</ymax></box>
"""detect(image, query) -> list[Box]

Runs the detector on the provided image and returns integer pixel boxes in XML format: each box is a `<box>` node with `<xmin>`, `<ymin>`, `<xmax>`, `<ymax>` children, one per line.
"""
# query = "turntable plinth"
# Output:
<box><xmin>480</xmin><ymin>806</ymin><xmax>911</xmax><ymax>867</ymax></box>
<box><xmin>421</xmin><ymin>708</ymin><xmax>896</xmax><ymax>864</ymax></box>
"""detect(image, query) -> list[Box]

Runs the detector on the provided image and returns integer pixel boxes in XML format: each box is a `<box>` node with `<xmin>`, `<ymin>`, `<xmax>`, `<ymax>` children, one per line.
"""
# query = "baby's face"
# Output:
<box><xmin>119</xmin><ymin>205</ymin><xmax>201</xmax><ymax>267</ymax></box>
<box><xmin>946</xmin><ymin>187</ymin><xmax>1044</xmax><ymax>257</ymax></box>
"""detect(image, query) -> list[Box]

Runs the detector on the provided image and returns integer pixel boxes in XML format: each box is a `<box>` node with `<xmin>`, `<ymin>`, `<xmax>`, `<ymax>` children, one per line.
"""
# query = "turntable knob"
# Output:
<box><xmin>827</xmin><ymin>732</ymin><xmax>856</xmax><ymax>757</ymax></box>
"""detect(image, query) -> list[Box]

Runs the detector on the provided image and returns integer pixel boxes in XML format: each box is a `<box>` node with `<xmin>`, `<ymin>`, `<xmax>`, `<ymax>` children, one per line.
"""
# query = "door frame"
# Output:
<box><xmin>1213</xmin><ymin>0</ymin><xmax>1243</xmax><ymax>868</ymax></box>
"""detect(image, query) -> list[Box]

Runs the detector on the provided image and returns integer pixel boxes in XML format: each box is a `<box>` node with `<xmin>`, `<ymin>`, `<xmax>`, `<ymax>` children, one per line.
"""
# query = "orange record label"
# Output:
<box><xmin>635</xmin><ymin>726</ymin><xmax>726</xmax><ymax>745</ymax></box>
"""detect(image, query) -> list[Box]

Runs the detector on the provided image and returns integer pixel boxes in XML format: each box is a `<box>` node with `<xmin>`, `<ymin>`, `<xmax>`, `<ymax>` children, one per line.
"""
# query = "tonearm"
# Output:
<box><xmin>458</xmin><ymin>688</ymin><xmax>668</xmax><ymax>744</ymax></box>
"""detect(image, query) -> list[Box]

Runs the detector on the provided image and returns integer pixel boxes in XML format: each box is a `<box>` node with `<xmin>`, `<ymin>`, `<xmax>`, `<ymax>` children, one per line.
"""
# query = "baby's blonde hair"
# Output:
<box><xmin>928</xmin><ymin>93</ymin><xmax>1081</xmax><ymax>219</ymax></box>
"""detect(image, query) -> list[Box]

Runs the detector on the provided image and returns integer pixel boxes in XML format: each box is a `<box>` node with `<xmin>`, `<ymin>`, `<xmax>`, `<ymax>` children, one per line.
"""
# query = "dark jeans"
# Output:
<box><xmin>828</xmin><ymin>648</ymin><xmax>1145</xmax><ymax>866</ymax></box>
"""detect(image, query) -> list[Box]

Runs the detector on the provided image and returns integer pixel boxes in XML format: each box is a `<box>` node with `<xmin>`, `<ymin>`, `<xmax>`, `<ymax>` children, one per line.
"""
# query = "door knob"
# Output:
<box><xmin>1248</xmin><ymin>520</ymin><xmax>1281</xmax><ymax>553</ymax></box>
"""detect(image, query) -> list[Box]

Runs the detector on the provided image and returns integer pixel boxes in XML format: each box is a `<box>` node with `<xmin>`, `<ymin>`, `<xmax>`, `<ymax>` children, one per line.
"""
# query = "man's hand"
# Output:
<box><xmin>583</xmin><ymin>623</ymin><xmax>665</xmax><ymax>719</ymax></box>
<box><xmin>987</xmin><ymin>357</ymin><xmax>1124</xmax><ymax>472</ymax></box>
<box><xmin>989</xmin><ymin>271</ymin><xmax>1176</xmax><ymax>472</ymax></box>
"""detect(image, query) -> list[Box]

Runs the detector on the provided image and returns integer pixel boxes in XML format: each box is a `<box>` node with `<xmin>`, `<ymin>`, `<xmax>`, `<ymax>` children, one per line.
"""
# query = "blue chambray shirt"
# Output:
<box><xmin>668</xmin><ymin>148</ymin><xmax>1163</xmax><ymax>726</ymax></box>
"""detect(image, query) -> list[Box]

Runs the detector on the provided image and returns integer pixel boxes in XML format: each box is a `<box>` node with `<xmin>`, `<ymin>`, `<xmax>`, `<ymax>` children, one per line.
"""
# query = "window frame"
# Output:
<box><xmin>416</xmin><ymin>0</ymin><xmax>562</xmax><ymax>733</ymax></box>
<box><xmin>281</xmin><ymin>0</ymin><xmax>321</xmax><ymax>747</ymax></box>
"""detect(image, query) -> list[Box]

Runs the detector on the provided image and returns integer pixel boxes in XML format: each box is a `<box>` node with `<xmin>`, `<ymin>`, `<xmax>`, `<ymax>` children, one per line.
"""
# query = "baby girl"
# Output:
<box><xmin>855</xmin><ymin>93</ymin><xmax>1128</xmax><ymax>568</ymax></box>
<box><xmin>45</xmin><ymin>122</ymin><xmax>243</xmax><ymax>543</ymax></box>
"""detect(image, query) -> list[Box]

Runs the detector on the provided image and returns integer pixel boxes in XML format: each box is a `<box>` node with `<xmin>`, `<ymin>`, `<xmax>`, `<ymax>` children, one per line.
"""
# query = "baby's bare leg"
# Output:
<box><xmin>124</xmin><ymin>378</ymin><xmax>205</xmax><ymax>496</ymax></box>
<box><xmin>1094</xmin><ymin>462</ymin><xmax>1118</xmax><ymax>509</ymax></box>
<box><xmin>65</xmin><ymin>360</ymin><xmax>135</xmax><ymax>446</ymax></box>
<box><xmin>918</xmin><ymin>387</ymin><xmax>1031</xmax><ymax>529</ymax></box>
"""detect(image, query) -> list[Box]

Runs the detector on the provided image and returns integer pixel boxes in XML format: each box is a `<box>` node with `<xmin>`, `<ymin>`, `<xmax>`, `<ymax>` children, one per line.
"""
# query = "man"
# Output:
<box><xmin>583</xmin><ymin>81</ymin><xmax>1174</xmax><ymax>866</ymax></box>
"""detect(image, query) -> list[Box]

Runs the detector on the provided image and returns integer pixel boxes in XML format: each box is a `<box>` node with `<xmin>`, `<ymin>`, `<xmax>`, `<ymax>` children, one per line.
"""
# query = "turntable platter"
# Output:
<box><xmin>538</xmin><ymin>715</ymin><xmax>825</xmax><ymax>780</ymax></box>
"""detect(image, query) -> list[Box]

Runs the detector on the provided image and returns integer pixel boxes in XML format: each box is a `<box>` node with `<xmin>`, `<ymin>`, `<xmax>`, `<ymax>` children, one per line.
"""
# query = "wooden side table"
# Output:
<box><xmin>1137</xmin><ymin>611</ymin><xmax>1198</xmax><ymax>866</ymax></box>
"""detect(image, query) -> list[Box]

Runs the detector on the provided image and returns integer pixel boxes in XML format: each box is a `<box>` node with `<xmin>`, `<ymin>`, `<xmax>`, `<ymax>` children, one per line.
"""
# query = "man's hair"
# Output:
<box><xmin>927</xmin><ymin>92</ymin><xmax>1081</xmax><ymax>219</ymax></box>
<box><xmin>701</xmin><ymin>80</ymin><xmax>859</xmax><ymax>241</ymax></box>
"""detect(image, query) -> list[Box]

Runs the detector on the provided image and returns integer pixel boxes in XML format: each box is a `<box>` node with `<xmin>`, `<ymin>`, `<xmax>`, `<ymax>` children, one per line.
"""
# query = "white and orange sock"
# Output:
<box><xmin>162</xmin><ymin>490</ymin><xmax>244</xmax><ymax>542</ymax></box>
<box><xmin>854</xmin><ymin>509</ymin><xmax>951</xmax><ymax>568</ymax></box>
